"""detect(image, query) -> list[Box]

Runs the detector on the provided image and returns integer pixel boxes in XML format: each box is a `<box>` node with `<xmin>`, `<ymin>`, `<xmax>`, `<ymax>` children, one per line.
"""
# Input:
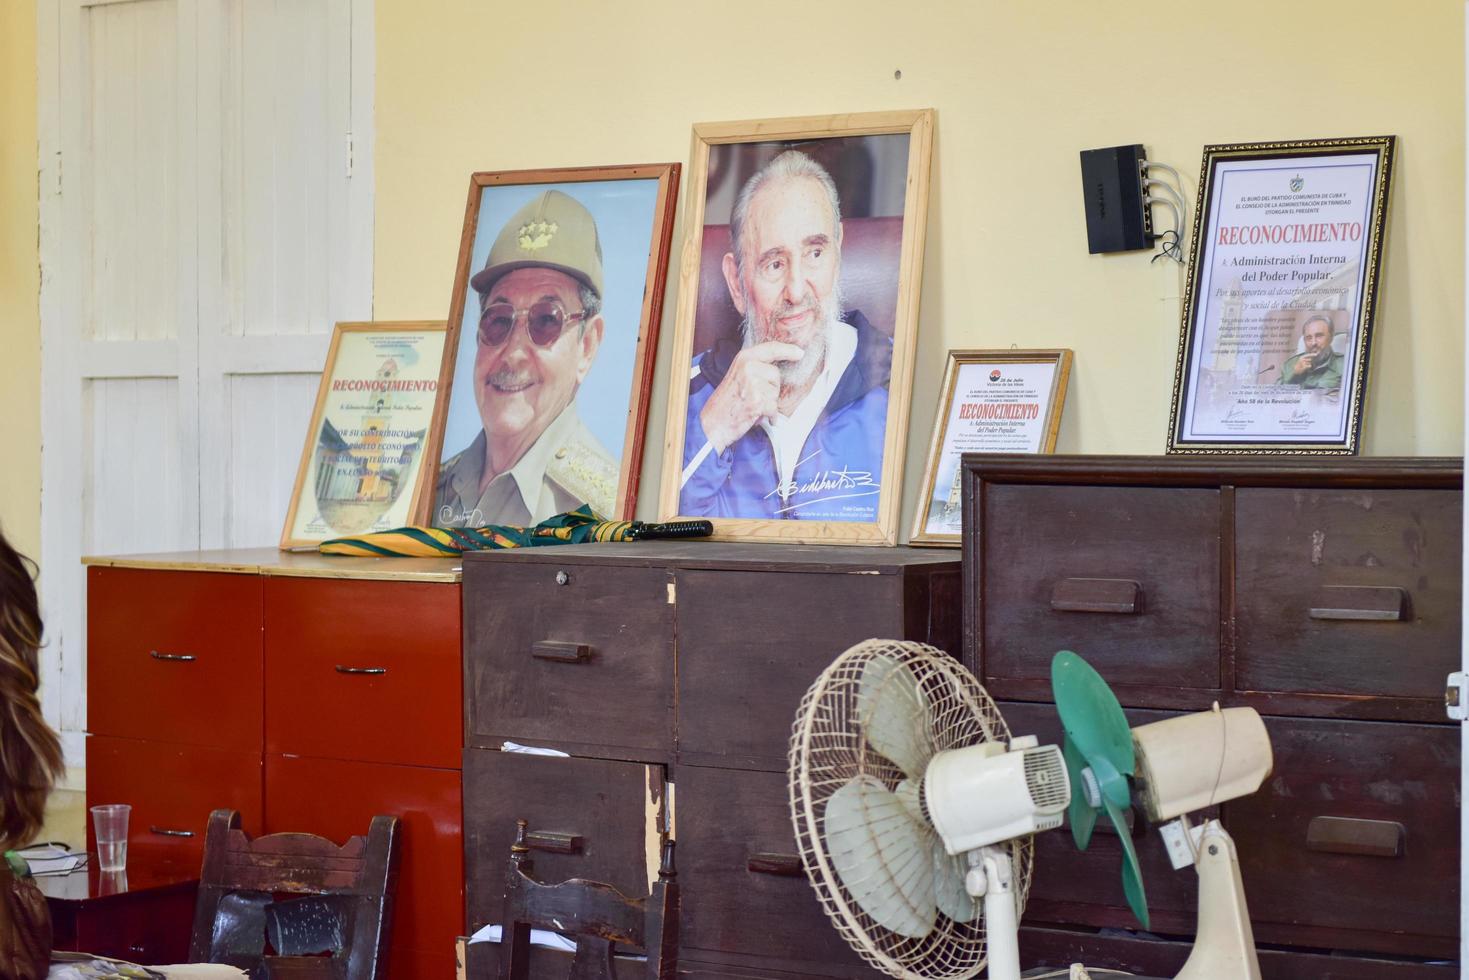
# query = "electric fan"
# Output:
<box><xmin>788</xmin><ymin>639</ymin><xmax>1071</xmax><ymax>980</ymax></box>
<box><xmin>1052</xmin><ymin>650</ymin><xmax>1274</xmax><ymax>979</ymax></box>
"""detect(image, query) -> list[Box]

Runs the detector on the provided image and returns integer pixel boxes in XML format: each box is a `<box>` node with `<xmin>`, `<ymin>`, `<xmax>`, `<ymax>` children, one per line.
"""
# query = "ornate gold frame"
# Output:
<box><xmin>1166</xmin><ymin>136</ymin><xmax>1395</xmax><ymax>454</ymax></box>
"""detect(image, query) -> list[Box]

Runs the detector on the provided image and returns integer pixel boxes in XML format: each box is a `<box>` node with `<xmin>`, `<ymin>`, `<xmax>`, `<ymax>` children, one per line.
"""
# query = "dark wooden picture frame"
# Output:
<box><xmin>1167</xmin><ymin>136</ymin><xmax>1395</xmax><ymax>454</ymax></box>
<box><xmin>421</xmin><ymin>164</ymin><xmax>680</xmax><ymax>526</ymax></box>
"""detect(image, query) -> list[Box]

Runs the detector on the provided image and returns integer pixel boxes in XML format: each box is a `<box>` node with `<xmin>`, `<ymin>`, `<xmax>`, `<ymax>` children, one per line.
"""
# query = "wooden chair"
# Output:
<box><xmin>499</xmin><ymin>818</ymin><xmax>677</xmax><ymax>980</ymax></box>
<box><xmin>188</xmin><ymin>809</ymin><xmax>401</xmax><ymax>979</ymax></box>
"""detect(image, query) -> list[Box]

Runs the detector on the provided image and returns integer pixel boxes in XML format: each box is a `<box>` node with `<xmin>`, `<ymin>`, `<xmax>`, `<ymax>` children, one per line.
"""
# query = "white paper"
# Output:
<box><xmin>500</xmin><ymin>741</ymin><xmax>570</xmax><ymax>758</ymax></box>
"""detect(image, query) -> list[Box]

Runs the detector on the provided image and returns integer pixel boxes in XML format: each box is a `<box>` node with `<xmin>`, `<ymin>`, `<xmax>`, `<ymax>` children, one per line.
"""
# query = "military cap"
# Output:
<box><xmin>470</xmin><ymin>189</ymin><xmax>604</xmax><ymax>299</ymax></box>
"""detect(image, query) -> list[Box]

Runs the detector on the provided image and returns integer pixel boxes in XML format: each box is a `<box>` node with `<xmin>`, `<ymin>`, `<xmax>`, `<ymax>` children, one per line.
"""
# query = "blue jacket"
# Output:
<box><xmin>679</xmin><ymin>311</ymin><xmax>891</xmax><ymax>521</ymax></box>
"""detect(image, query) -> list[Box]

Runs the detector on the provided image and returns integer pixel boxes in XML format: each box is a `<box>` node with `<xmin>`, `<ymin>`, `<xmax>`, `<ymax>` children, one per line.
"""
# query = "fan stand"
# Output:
<box><xmin>964</xmin><ymin>846</ymin><xmax>1022</xmax><ymax>980</ymax></box>
<box><xmin>1166</xmin><ymin>818</ymin><xmax>1263</xmax><ymax>980</ymax></box>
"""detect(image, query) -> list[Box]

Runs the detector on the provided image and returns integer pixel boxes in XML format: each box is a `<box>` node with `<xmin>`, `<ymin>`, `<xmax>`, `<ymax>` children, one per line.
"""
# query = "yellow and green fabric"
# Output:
<box><xmin>320</xmin><ymin>505</ymin><xmax>636</xmax><ymax>558</ymax></box>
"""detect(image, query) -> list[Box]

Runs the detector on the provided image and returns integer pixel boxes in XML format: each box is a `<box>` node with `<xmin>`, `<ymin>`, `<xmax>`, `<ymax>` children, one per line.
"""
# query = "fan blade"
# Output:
<box><xmin>1052</xmin><ymin>651</ymin><xmax>1135</xmax><ymax>787</ymax></box>
<box><xmin>1104</xmin><ymin>797</ymin><xmax>1150</xmax><ymax>931</ymax></box>
<box><xmin>856</xmin><ymin>654</ymin><xmax>930</xmax><ymax>780</ymax></box>
<box><xmin>931</xmin><ymin>837</ymin><xmax>976</xmax><ymax>923</ymax></box>
<box><xmin>1062</xmin><ymin>737</ymin><xmax>1098</xmax><ymax>850</ymax></box>
<box><xmin>825</xmin><ymin>776</ymin><xmax>937</xmax><ymax>939</ymax></box>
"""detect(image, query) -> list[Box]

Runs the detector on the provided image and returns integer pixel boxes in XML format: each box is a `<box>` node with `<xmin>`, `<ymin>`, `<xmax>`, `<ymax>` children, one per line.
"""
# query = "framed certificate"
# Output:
<box><xmin>909</xmin><ymin>348</ymin><xmax>1072</xmax><ymax>546</ymax></box>
<box><xmin>1167</xmin><ymin>136</ymin><xmax>1395</xmax><ymax>454</ymax></box>
<box><xmin>280</xmin><ymin>321</ymin><xmax>448</xmax><ymax>549</ymax></box>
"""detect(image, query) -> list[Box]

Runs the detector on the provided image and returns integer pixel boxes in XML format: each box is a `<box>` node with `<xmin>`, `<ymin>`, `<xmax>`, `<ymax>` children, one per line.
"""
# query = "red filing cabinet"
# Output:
<box><xmin>85</xmin><ymin>550</ymin><xmax>464</xmax><ymax>980</ymax></box>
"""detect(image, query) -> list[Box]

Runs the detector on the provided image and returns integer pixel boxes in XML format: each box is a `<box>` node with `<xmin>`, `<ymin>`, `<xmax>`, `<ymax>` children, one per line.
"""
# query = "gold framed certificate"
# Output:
<box><xmin>280</xmin><ymin>321</ymin><xmax>447</xmax><ymax>549</ymax></box>
<box><xmin>910</xmin><ymin>348</ymin><xmax>1072</xmax><ymax>547</ymax></box>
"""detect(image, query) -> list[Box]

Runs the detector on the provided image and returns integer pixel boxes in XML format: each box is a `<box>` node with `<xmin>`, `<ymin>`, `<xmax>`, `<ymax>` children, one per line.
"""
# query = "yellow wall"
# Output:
<box><xmin>0</xmin><ymin>0</ymin><xmax>40</xmax><ymax>558</ymax></box>
<box><xmin>376</xmin><ymin>0</ymin><xmax>1467</xmax><ymax>530</ymax></box>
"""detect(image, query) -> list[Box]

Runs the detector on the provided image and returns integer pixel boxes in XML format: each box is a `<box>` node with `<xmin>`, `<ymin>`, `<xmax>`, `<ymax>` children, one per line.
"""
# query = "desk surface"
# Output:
<box><xmin>36</xmin><ymin>863</ymin><xmax>197</xmax><ymax>906</ymax></box>
<box><xmin>82</xmin><ymin>547</ymin><xmax>462</xmax><ymax>583</ymax></box>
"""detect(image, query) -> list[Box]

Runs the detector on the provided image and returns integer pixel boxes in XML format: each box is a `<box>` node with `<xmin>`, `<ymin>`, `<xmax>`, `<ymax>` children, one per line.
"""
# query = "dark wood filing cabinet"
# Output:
<box><xmin>461</xmin><ymin>543</ymin><xmax>961</xmax><ymax>980</ymax></box>
<box><xmin>962</xmin><ymin>455</ymin><xmax>1462</xmax><ymax>979</ymax></box>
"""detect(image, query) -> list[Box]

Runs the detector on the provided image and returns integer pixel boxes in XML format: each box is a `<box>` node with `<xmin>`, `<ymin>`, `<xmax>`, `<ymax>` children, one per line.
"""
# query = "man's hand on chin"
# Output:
<box><xmin>699</xmin><ymin>341</ymin><xmax>804</xmax><ymax>453</ymax></box>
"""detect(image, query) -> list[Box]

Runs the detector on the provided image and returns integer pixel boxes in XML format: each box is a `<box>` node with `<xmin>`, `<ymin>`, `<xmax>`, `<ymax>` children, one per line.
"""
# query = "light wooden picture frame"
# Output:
<box><xmin>909</xmin><ymin>348</ymin><xmax>1073</xmax><ymax>547</ymax></box>
<box><xmin>658</xmin><ymin>109</ymin><xmax>935</xmax><ymax>545</ymax></box>
<box><xmin>280</xmin><ymin>321</ymin><xmax>448</xmax><ymax>549</ymax></box>
<box><xmin>422</xmin><ymin>164</ymin><xmax>680</xmax><ymax>527</ymax></box>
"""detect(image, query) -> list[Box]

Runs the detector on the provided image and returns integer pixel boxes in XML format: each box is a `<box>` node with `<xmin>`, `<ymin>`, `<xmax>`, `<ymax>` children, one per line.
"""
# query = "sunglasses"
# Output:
<box><xmin>477</xmin><ymin>301</ymin><xmax>589</xmax><ymax>348</ymax></box>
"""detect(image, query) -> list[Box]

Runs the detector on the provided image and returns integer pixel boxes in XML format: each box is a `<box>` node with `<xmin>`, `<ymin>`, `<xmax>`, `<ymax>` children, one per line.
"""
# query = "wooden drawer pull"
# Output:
<box><xmin>525</xmin><ymin>830</ymin><xmax>584</xmax><ymax>855</ymax></box>
<box><xmin>148</xmin><ymin>826</ymin><xmax>196</xmax><ymax>838</ymax></box>
<box><xmin>532</xmin><ymin>641</ymin><xmax>594</xmax><ymax>663</ymax></box>
<box><xmin>1050</xmin><ymin>578</ymin><xmax>1141</xmax><ymax>614</ymax></box>
<box><xmin>149</xmin><ymin>650</ymin><xmax>196</xmax><ymax>662</ymax></box>
<box><xmin>334</xmin><ymin>665</ymin><xmax>387</xmax><ymax>675</ymax></box>
<box><xmin>1308</xmin><ymin>586</ymin><xmax>1407</xmax><ymax>622</ymax></box>
<box><xmin>1306</xmin><ymin>816</ymin><xmax>1405</xmax><ymax>858</ymax></box>
<box><xmin>747</xmin><ymin>852</ymin><xmax>804</xmax><ymax>877</ymax></box>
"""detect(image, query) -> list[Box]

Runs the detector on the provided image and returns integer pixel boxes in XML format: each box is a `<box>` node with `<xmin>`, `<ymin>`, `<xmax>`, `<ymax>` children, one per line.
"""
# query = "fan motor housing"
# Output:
<box><xmin>924</xmin><ymin>742</ymin><xmax>1071</xmax><ymax>854</ymax></box>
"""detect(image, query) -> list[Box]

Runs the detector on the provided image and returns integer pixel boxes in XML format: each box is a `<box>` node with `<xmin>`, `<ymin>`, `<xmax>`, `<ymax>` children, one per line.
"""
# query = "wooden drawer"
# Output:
<box><xmin>264</xmin><ymin>753</ymin><xmax>463</xmax><ymax>980</ymax></box>
<box><xmin>980</xmin><ymin>484</ymin><xmax>1221</xmax><ymax>692</ymax></box>
<box><xmin>264</xmin><ymin>577</ymin><xmax>461</xmax><ymax>768</ymax></box>
<box><xmin>463</xmin><ymin>749</ymin><xmax>663</xmax><ymax>936</ymax></box>
<box><xmin>675</xmin><ymin>568</ymin><xmax>924</xmax><ymax>771</ymax></box>
<box><xmin>86</xmin><ymin>735</ymin><xmax>262</xmax><ymax>873</ymax></box>
<box><xmin>1235</xmin><ymin>488</ymin><xmax>1461</xmax><ymax>701</ymax></box>
<box><xmin>1021</xmin><ymin>925</ymin><xmax>1458</xmax><ymax>979</ymax></box>
<box><xmin>87</xmin><ymin>568</ymin><xmax>263</xmax><ymax>749</ymax></box>
<box><xmin>464</xmin><ymin>562</ymin><xmax>673</xmax><ymax>761</ymax></box>
<box><xmin>674</xmin><ymin>765</ymin><xmax>868</xmax><ymax>973</ymax></box>
<box><xmin>1226</xmin><ymin>716</ymin><xmax>1459</xmax><ymax>959</ymax></box>
<box><xmin>998</xmin><ymin>702</ymin><xmax>1204</xmax><ymax>935</ymax></box>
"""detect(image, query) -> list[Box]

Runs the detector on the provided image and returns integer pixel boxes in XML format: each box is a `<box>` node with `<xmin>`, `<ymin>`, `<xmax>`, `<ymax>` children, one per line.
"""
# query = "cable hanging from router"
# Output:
<box><xmin>1144</xmin><ymin>162</ymin><xmax>1187</xmax><ymax>264</ymax></box>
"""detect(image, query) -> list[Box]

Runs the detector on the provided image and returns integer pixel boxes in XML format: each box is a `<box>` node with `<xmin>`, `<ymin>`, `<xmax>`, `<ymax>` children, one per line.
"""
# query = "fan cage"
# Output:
<box><xmin>788</xmin><ymin>639</ymin><xmax>1035</xmax><ymax>980</ymax></box>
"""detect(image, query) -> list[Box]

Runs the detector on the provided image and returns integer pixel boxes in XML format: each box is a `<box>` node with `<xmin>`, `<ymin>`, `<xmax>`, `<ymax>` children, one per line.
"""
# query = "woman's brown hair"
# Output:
<box><xmin>0</xmin><ymin>533</ymin><xmax>63</xmax><ymax>850</ymax></box>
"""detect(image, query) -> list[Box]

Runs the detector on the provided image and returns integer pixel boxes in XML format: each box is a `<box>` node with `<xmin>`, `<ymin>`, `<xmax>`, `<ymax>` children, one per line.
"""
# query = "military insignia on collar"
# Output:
<box><xmin>518</xmin><ymin>220</ymin><xmax>558</xmax><ymax>252</ymax></box>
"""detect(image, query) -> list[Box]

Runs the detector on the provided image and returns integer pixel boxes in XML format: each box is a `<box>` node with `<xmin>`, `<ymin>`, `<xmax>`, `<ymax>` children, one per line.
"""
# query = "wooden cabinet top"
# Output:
<box><xmin>82</xmin><ymin>547</ymin><xmax>461</xmax><ymax>583</ymax></box>
<box><xmin>462</xmin><ymin>540</ymin><xmax>958</xmax><ymax>572</ymax></box>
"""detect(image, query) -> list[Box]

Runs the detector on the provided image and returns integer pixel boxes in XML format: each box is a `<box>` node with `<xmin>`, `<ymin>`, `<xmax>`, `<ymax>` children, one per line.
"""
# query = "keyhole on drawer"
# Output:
<box><xmin>556</xmin><ymin>571</ymin><xmax>570</xmax><ymax>586</ymax></box>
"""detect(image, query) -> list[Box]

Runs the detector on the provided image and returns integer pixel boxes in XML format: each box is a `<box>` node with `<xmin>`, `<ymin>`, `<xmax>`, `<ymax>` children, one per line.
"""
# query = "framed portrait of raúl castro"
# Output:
<box><xmin>658</xmin><ymin>110</ymin><xmax>935</xmax><ymax>546</ymax></box>
<box><xmin>420</xmin><ymin>164</ymin><xmax>680</xmax><ymax>527</ymax></box>
<box><xmin>280</xmin><ymin>321</ymin><xmax>448</xmax><ymax>549</ymax></box>
<box><xmin>1166</xmin><ymin>135</ymin><xmax>1394</xmax><ymax>454</ymax></box>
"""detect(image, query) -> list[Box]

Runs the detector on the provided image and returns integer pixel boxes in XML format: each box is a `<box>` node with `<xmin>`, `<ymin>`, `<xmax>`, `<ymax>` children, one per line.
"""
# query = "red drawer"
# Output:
<box><xmin>264</xmin><ymin>753</ymin><xmax>462</xmax><ymax>980</ymax></box>
<box><xmin>87</xmin><ymin>567</ymin><xmax>263</xmax><ymax>750</ymax></box>
<box><xmin>86</xmin><ymin>735</ymin><xmax>262</xmax><ymax>874</ymax></box>
<box><xmin>264</xmin><ymin>577</ymin><xmax>461</xmax><ymax>768</ymax></box>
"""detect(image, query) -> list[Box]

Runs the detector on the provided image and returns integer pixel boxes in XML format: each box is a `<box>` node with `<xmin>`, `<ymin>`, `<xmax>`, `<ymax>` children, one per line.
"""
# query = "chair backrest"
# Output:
<box><xmin>499</xmin><ymin>819</ymin><xmax>677</xmax><ymax>980</ymax></box>
<box><xmin>188</xmin><ymin>808</ymin><xmax>401</xmax><ymax>980</ymax></box>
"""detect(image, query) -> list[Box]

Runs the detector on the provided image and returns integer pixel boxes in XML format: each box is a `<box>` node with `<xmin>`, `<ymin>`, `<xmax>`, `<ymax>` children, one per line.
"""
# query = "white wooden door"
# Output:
<box><xmin>38</xmin><ymin>0</ymin><xmax>373</xmax><ymax>762</ymax></box>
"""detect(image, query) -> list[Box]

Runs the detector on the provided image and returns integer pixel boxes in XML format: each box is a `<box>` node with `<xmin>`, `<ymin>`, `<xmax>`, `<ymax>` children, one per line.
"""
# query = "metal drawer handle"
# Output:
<box><xmin>1308</xmin><ymin>586</ymin><xmax>1408</xmax><ymax>622</ymax></box>
<box><xmin>335</xmin><ymin>665</ymin><xmax>387</xmax><ymax>675</ymax></box>
<box><xmin>148</xmin><ymin>826</ymin><xmax>196</xmax><ymax>838</ymax></box>
<box><xmin>149</xmin><ymin>650</ymin><xmax>197</xmax><ymax>662</ymax></box>
<box><xmin>1050</xmin><ymin>578</ymin><xmax>1141</xmax><ymax>615</ymax></box>
<box><xmin>525</xmin><ymin>831</ymin><xmax>584</xmax><ymax>855</ymax></box>
<box><xmin>532</xmin><ymin>641</ymin><xmax>593</xmax><ymax>663</ymax></box>
<box><xmin>747</xmin><ymin>852</ymin><xmax>804</xmax><ymax>877</ymax></box>
<box><xmin>1306</xmin><ymin>816</ymin><xmax>1405</xmax><ymax>858</ymax></box>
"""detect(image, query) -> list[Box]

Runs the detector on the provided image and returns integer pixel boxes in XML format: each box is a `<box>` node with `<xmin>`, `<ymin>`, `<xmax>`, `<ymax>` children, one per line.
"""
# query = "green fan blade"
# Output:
<box><xmin>1106</xmin><ymin>797</ymin><xmax>1150</xmax><ymax>930</ymax></box>
<box><xmin>1052</xmin><ymin>651</ymin><xmax>1134</xmax><ymax>783</ymax></box>
<box><xmin>1062</xmin><ymin>737</ymin><xmax>1098</xmax><ymax>850</ymax></box>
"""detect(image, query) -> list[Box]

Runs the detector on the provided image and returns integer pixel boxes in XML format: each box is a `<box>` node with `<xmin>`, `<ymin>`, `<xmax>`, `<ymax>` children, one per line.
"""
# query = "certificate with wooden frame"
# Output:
<box><xmin>909</xmin><ymin>349</ymin><xmax>1073</xmax><ymax>547</ymax></box>
<box><xmin>280</xmin><ymin>321</ymin><xmax>448</xmax><ymax>549</ymax></box>
<box><xmin>658</xmin><ymin>109</ymin><xmax>934</xmax><ymax>545</ymax></box>
<box><xmin>1167</xmin><ymin>135</ymin><xmax>1395</xmax><ymax>454</ymax></box>
<box><xmin>422</xmin><ymin>164</ymin><xmax>680</xmax><ymax>527</ymax></box>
